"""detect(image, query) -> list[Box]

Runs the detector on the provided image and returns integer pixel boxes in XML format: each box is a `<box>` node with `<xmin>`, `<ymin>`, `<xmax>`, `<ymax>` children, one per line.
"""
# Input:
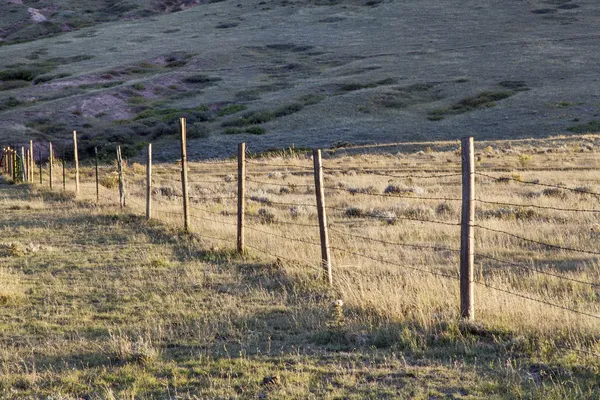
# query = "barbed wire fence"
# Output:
<box><xmin>3</xmin><ymin>119</ymin><xmax>600</xmax><ymax>358</ymax></box>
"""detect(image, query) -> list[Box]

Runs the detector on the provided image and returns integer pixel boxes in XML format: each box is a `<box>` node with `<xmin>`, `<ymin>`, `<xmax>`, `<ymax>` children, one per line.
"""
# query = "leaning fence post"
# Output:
<box><xmin>95</xmin><ymin>147</ymin><xmax>99</xmax><ymax>202</ymax></box>
<box><xmin>73</xmin><ymin>131</ymin><xmax>79</xmax><ymax>195</ymax></box>
<box><xmin>49</xmin><ymin>142</ymin><xmax>53</xmax><ymax>190</ymax></box>
<box><xmin>313</xmin><ymin>148</ymin><xmax>333</xmax><ymax>286</ymax></box>
<box><xmin>179</xmin><ymin>118</ymin><xmax>190</xmax><ymax>232</ymax></box>
<box><xmin>237</xmin><ymin>142</ymin><xmax>246</xmax><ymax>254</ymax></box>
<box><xmin>460</xmin><ymin>136</ymin><xmax>475</xmax><ymax>320</ymax></box>
<box><xmin>117</xmin><ymin>146</ymin><xmax>125</xmax><ymax>208</ymax></box>
<box><xmin>146</xmin><ymin>143</ymin><xmax>152</xmax><ymax>220</ymax></box>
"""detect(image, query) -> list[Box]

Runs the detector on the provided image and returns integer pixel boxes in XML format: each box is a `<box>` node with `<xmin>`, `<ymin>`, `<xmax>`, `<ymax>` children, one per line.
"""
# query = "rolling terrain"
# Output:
<box><xmin>0</xmin><ymin>0</ymin><xmax>599</xmax><ymax>160</ymax></box>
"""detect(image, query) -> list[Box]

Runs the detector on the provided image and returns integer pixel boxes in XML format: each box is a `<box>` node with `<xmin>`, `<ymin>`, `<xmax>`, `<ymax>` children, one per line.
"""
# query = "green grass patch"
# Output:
<box><xmin>428</xmin><ymin>91</ymin><xmax>514</xmax><ymax>120</ymax></box>
<box><xmin>224</xmin><ymin>126</ymin><xmax>266</xmax><ymax>135</ymax></box>
<box><xmin>0</xmin><ymin>80</ymin><xmax>30</xmax><ymax>91</ymax></box>
<box><xmin>182</xmin><ymin>74</ymin><xmax>222</xmax><ymax>85</ymax></box>
<box><xmin>0</xmin><ymin>62</ymin><xmax>57</xmax><ymax>82</ymax></box>
<box><xmin>0</xmin><ymin>96</ymin><xmax>25</xmax><ymax>111</ymax></box>
<box><xmin>567</xmin><ymin>120</ymin><xmax>600</xmax><ymax>133</ymax></box>
<box><xmin>221</xmin><ymin>103</ymin><xmax>304</xmax><ymax>127</ymax></box>
<box><xmin>216</xmin><ymin>104</ymin><xmax>247</xmax><ymax>117</ymax></box>
<box><xmin>336</xmin><ymin>78</ymin><xmax>397</xmax><ymax>93</ymax></box>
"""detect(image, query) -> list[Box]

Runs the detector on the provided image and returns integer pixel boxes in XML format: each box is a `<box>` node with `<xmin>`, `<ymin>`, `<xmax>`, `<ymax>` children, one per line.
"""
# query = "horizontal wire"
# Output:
<box><xmin>475</xmin><ymin>198</ymin><xmax>600</xmax><ymax>213</ymax></box>
<box><xmin>476</xmin><ymin>254</ymin><xmax>600</xmax><ymax>288</ymax></box>
<box><xmin>367</xmin><ymin>171</ymin><xmax>462</xmax><ymax>180</ymax></box>
<box><xmin>476</xmin><ymin>280</ymin><xmax>600</xmax><ymax>321</ymax></box>
<box><xmin>326</xmin><ymin>206</ymin><xmax>460</xmax><ymax>227</ymax></box>
<box><xmin>324</xmin><ymin>185</ymin><xmax>461</xmax><ymax>202</ymax></box>
<box><xmin>475</xmin><ymin>224</ymin><xmax>600</xmax><ymax>256</ymax></box>
<box><xmin>246</xmin><ymin>178</ymin><xmax>314</xmax><ymax>189</ymax></box>
<box><xmin>186</xmin><ymin>180</ymin><xmax>232</xmax><ymax>185</ymax></box>
<box><xmin>245</xmin><ymin>224</ymin><xmax>321</xmax><ymax>247</ymax></box>
<box><xmin>243</xmin><ymin>243</ymin><xmax>323</xmax><ymax>273</ymax></box>
<box><xmin>189</xmin><ymin>205</ymin><xmax>237</xmax><ymax>217</ymax></box>
<box><xmin>246</xmin><ymin>197</ymin><xmax>317</xmax><ymax>208</ymax></box>
<box><xmin>189</xmin><ymin>213</ymin><xmax>238</xmax><ymax>227</ymax></box>
<box><xmin>330</xmin><ymin>246</ymin><xmax>459</xmax><ymax>280</ymax></box>
<box><xmin>329</xmin><ymin>227</ymin><xmax>461</xmax><ymax>253</ymax></box>
<box><xmin>190</xmin><ymin>230</ymin><xmax>237</xmax><ymax>245</ymax></box>
<box><xmin>246</xmin><ymin>215</ymin><xmax>320</xmax><ymax>228</ymax></box>
<box><xmin>476</xmin><ymin>172</ymin><xmax>600</xmax><ymax>197</ymax></box>
<box><xmin>190</xmin><ymin>194</ymin><xmax>237</xmax><ymax>200</ymax></box>
<box><xmin>246</xmin><ymin>159</ymin><xmax>313</xmax><ymax>170</ymax></box>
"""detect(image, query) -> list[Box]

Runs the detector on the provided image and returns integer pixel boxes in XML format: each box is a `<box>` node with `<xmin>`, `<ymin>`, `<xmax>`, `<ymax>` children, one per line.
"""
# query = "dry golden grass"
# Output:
<box><xmin>2</xmin><ymin>135</ymin><xmax>600</xmax><ymax>398</ymax></box>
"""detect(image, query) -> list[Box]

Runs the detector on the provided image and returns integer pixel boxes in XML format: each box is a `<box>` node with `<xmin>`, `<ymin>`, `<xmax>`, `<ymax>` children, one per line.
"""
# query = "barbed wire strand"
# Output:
<box><xmin>244</xmin><ymin>224</ymin><xmax>321</xmax><ymax>247</ymax></box>
<box><xmin>329</xmin><ymin>227</ymin><xmax>461</xmax><ymax>254</ymax></box>
<box><xmin>246</xmin><ymin>178</ymin><xmax>314</xmax><ymax>189</ymax></box>
<box><xmin>476</xmin><ymin>280</ymin><xmax>600</xmax><ymax>321</ymax></box>
<box><xmin>475</xmin><ymin>198</ymin><xmax>600</xmax><ymax>214</ymax></box>
<box><xmin>246</xmin><ymin>215</ymin><xmax>320</xmax><ymax>228</ymax></box>
<box><xmin>244</xmin><ymin>244</ymin><xmax>322</xmax><ymax>274</ymax></box>
<box><xmin>475</xmin><ymin>224</ymin><xmax>600</xmax><ymax>256</ymax></box>
<box><xmin>330</xmin><ymin>246</ymin><xmax>459</xmax><ymax>280</ymax></box>
<box><xmin>476</xmin><ymin>253</ymin><xmax>600</xmax><ymax>288</ymax></box>
<box><xmin>324</xmin><ymin>185</ymin><xmax>461</xmax><ymax>202</ymax></box>
<box><xmin>246</xmin><ymin>197</ymin><xmax>318</xmax><ymax>208</ymax></box>
<box><xmin>476</xmin><ymin>172</ymin><xmax>600</xmax><ymax>197</ymax></box>
<box><xmin>326</xmin><ymin>206</ymin><xmax>460</xmax><ymax>227</ymax></box>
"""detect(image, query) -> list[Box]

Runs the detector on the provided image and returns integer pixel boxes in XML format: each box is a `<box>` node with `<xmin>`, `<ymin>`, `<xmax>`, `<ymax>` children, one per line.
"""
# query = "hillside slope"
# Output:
<box><xmin>0</xmin><ymin>0</ymin><xmax>599</xmax><ymax>160</ymax></box>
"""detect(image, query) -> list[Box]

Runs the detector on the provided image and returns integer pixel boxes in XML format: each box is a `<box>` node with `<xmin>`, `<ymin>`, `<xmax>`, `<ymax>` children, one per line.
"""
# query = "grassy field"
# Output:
<box><xmin>1</xmin><ymin>135</ymin><xmax>600</xmax><ymax>398</ymax></box>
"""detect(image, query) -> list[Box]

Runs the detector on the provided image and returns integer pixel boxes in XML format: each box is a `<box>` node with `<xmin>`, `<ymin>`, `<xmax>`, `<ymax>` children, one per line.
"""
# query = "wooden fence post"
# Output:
<box><xmin>117</xmin><ymin>146</ymin><xmax>125</xmax><ymax>208</ymax></box>
<box><xmin>24</xmin><ymin>149</ymin><xmax>29</xmax><ymax>182</ymax></box>
<box><xmin>12</xmin><ymin>149</ymin><xmax>17</xmax><ymax>182</ymax></box>
<box><xmin>29</xmin><ymin>140</ymin><xmax>33</xmax><ymax>183</ymax></box>
<box><xmin>237</xmin><ymin>142</ymin><xmax>246</xmax><ymax>254</ymax></box>
<box><xmin>460</xmin><ymin>136</ymin><xmax>475</xmax><ymax>320</ymax></box>
<box><xmin>179</xmin><ymin>118</ymin><xmax>190</xmax><ymax>232</ymax></box>
<box><xmin>38</xmin><ymin>149</ymin><xmax>42</xmax><ymax>184</ymax></box>
<box><xmin>20</xmin><ymin>147</ymin><xmax>25</xmax><ymax>183</ymax></box>
<box><xmin>73</xmin><ymin>131</ymin><xmax>79</xmax><ymax>195</ymax></box>
<box><xmin>146</xmin><ymin>143</ymin><xmax>152</xmax><ymax>220</ymax></box>
<box><xmin>313</xmin><ymin>148</ymin><xmax>333</xmax><ymax>286</ymax></box>
<box><xmin>49</xmin><ymin>142</ymin><xmax>53</xmax><ymax>190</ymax></box>
<box><xmin>62</xmin><ymin>149</ymin><xmax>66</xmax><ymax>190</ymax></box>
<box><xmin>95</xmin><ymin>147</ymin><xmax>99</xmax><ymax>202</ymax></box>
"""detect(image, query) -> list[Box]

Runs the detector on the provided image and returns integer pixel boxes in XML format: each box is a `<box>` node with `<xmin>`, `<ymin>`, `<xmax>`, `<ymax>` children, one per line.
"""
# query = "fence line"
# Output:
<box><xmin>5</xmin><ymin>134</ymin><xmax>600</xmax><ymax>359</ymax></box>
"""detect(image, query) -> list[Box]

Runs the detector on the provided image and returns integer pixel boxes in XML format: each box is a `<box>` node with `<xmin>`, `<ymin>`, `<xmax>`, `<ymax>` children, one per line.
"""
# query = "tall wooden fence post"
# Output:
<box><xmin>38</xmin><ymin>150</ymin><xmax>42</xmax><ymax>185</ymax></box>
<box><xmin>179</xmin><ymin>118</ymin><xmax>190</xmax><ymax>232</ymax></box>
<box><xmin>29</xmin><ymin>140</ymin><xmax>33</xmax><ymax>183</ymax></box>
<box><xmin>24</xmin><ymin>149</ymin><xmax>29</xmax><ymax>182</ymax></box>
<box><xmin>313</xmin><ymin>149</ymin><xmax>333</xmax><ymax>286</ymax></box>
<box><xmin>49</xmin><ymin>142</ymin><xmax>53</xmax><ymax>190</ymax></box>
<box><xmin>20</xmin><ymin>147</ymin><xmax>25</xmax><ymax>183</ymax></box>
<box><xmin>12</xmin><ymin>149</ymin><xmax>17</xmax><ymax>182</ymax></box>
<box><xmin>62</xmin><ymin>149</ymin><xmax>66</xmax><ymax>190</ymax></box>
<box><xmin>117</xmin><ymin>146</ymin><xmax>125</xmax><ymax>208</ymax></box>
<box><xmin>73</xmin><ymin>131</ymin><xmax>79</xmax><ymax>195</ymax></box>
<box><xmin>237</xmin><ymin>142</ymin><xmax>246</xmax><ymax>254</ymax></box>
<box><xmin>95</xmin><ymin>147</ymin><xmax>99</xmax><ymax>202</ymax></box>
<box><xmin>146</xmin><ymin>143</ymin><xmax>152</xmax><ymax>220</ymax></box>
<box><xmin>460</xmin><ymin>136</ymin><xmax>475</xmax><ymax>320</ymax></box>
